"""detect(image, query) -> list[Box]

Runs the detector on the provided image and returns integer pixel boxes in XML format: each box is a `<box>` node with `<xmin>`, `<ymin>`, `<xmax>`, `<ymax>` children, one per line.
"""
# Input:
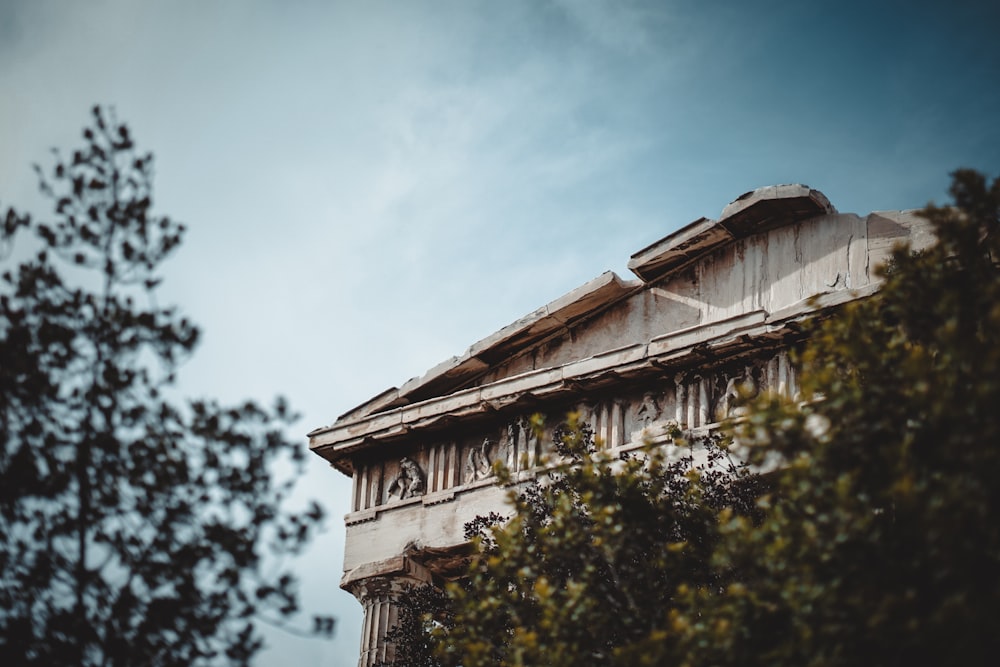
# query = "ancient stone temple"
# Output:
<box><xmin>307</xmin><ymin>185</ymin><xmax>933</xmax><ymax>666</ymax></box>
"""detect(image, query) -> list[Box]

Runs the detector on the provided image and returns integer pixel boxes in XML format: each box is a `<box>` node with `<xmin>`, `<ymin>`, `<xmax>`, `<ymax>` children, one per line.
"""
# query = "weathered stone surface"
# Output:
<box><xmin>627</xmin><ymin>185</ymin><xmax>836</xmax><ymax>283</ymax></box>
<box><xmin>309</xmin><ymin>186</ymin><xmax>934</xmax><ymax>666</ymax></box>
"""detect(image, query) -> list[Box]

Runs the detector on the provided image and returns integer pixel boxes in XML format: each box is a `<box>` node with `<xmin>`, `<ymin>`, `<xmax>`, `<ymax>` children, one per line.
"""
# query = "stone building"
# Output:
<box><xmin>307</xmin><ymin>185</ymin><xmax>934</xmax><ymax>666</ymax></box>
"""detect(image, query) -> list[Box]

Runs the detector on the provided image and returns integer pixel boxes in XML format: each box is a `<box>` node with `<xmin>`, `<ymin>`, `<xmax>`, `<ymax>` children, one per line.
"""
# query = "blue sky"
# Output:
<box><xmin>2</xmin><ymin>0</ymin><xmax>997</xmax><ymax>664</ymax></box>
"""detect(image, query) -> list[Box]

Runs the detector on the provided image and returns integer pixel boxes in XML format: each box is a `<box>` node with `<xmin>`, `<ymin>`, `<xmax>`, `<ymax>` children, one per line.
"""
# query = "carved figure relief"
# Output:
<box><xmin>635</xmin><ymin>391</ymin><xmax>662</xmax><ymax>429</ymax></box>
<box><xmin>465</xmin><ymin>437</ymin><xmax>494</xmax><ymax>483</ymax></box>
<box><xmin>716</xmin><ymin>364</ymin><xmax>761</xmax><ymax>421</ymax></box>
<box><xmin>516</xmin><ymin>416</ymin><xmax>537</xmax><ymax>468</ymax></box>
<box><xmin>717</xmin><ymin>375</ymin><xmax>739</xmax><ymax>420</ymax></box>
<box><xmin>501</xmin><ymin>422</ymin><xmax>517</xmax><ymax>470</ymax></box>
<box><xmin>386</xmin><ymin>457</ymin><xmax>426</xmax><ymax>500</ymax></box>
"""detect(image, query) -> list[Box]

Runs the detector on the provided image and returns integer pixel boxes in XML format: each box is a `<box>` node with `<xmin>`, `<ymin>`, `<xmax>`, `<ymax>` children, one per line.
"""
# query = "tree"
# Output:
<box><xmin>389</xmin><ymin>169</ymin><xmax>1000</xmax><ymax>666</ymax></box>
<box><xmin>387</xmin><ymin>418</ymin><xmax>766</xmax><ymax>667</ymax></box>
<box><xmin>664</xmin><ymin>169</ymin><xmax>1000</xmax><ymax>667</ymax></box>
<box><xmin>0</xmin><ymin>107</ymin><xmax>327</xmax><ymax>666</ymax></box>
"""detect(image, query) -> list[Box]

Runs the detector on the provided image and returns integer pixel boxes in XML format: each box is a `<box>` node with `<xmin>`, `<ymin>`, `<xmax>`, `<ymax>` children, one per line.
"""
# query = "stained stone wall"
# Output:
<box><xmin>308</xmin><ymin>185</ymin><xmax>935</xmax><ymax>666</ymax></box>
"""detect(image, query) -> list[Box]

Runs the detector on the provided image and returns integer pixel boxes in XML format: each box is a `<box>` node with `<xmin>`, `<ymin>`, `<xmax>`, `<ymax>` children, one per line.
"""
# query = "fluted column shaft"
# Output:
<box><xmin>343</xmin><ymin>556</ymin><xmax>434</xmax><ymax>667</ymax></box>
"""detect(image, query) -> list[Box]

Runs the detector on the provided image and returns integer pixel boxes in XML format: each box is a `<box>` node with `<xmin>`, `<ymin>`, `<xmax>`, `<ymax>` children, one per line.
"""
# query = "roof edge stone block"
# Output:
<box><xmin>628</xmin><ymin>184</ymin><xmax>835</xmax><ymax>283</ymax></box>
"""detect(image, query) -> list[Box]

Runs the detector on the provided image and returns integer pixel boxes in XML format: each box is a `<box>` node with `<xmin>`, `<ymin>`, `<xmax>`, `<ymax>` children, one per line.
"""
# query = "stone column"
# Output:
<box><xmin>342</xmin><ymin>556</ymin><xmax>434</xmax><ymax>667</ymax></box>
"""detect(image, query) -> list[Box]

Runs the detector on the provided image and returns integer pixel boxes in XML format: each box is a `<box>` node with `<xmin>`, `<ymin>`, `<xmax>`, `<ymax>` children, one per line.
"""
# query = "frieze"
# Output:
<box><xmin>348</xmin><ymin>349</ymin><xmax>800</xmax><ymax>514</ymax></box>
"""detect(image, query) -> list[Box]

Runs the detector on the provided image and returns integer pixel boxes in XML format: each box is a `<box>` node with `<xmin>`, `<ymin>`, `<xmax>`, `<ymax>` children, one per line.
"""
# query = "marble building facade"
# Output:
<box><xmin>307</xmin><ymin>185</ymin><xmax>933</xmax><ymax>666</ymax></box>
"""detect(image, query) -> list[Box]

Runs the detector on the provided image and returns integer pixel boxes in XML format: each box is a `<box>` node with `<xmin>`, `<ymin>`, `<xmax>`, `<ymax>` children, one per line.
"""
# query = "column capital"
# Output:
<box><xmin>341</xmin><ymin>554</ymin><xmax>435</xmax><ymax>601</ymax></box>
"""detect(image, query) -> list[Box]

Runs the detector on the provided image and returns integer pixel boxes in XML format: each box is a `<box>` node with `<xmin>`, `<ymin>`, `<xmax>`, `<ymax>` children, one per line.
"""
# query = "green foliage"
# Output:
<box><xmin>664</xmin><ymin>169</ymin><xmax>1000</xmax><ymax>667</ymax></box>
<box><xmin>0</xmin><ymin>107</ymin><xmax>327</xmax><ymax>666</ymax></box>
<box><xmin>389</xmin><ymin>169</ymin><xmax>1000</xmax><ymax>666</ymax></box>
<box><xmin>390</xmin><ymin>417</ymin><xmax>764</xmax><ymax>666</ymax></box>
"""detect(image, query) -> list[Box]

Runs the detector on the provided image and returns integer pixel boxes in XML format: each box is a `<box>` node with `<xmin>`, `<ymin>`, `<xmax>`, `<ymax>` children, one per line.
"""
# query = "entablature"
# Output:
<box><xmin>310</xmin><ymin>284</ymin><xmax>872</xmax><ymax>474</ymax></box>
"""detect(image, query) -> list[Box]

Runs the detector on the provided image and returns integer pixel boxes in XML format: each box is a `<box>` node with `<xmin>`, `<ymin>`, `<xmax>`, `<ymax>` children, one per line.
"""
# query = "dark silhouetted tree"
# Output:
<box><xmin>0</xmin><ymin>107</ymin><xmax>328</xmax><ymax>666</ymax></box>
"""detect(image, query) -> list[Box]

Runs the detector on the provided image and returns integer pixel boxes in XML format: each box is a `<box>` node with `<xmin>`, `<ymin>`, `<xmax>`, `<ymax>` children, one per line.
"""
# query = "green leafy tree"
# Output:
<box><xmin>0</xmin><ymin>107</ymin><xmax>327</xmax><ymax>666</ymax></box>
<box><xmin>663</xmin><ymin>169</ymin><xmax>1000</xmax><ymax>667</ymax></box>
<box><xmin>388</xmin><ymin>417</ymin><xmax>765</xmax><ymax>666</ymax></box>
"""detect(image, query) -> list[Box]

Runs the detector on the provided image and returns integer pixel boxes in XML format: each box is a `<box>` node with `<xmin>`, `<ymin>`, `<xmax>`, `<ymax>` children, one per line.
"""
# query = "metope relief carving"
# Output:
<box><xmin>386</xmin><ymin>457</ymin><xmax>426</xmax><ymax>501</ymax></box>
<box><xmin>715</xmin><ymin>364</ymin><xmax>761</xmax><ymax>421</ymax></box>
<box><xmin>465</xmin><ymin>437</ymin><xmax>495</xmax><ymax>483</ymax></box>
<box><xmin>625</xmin><ymin>389</ymin><xmax>672</xmax><ymax>444</ymax></box>
<box><xmin>635</xmin><ymin>391</ymin><xmax>662</xmax><ymax>429</ymax></box>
